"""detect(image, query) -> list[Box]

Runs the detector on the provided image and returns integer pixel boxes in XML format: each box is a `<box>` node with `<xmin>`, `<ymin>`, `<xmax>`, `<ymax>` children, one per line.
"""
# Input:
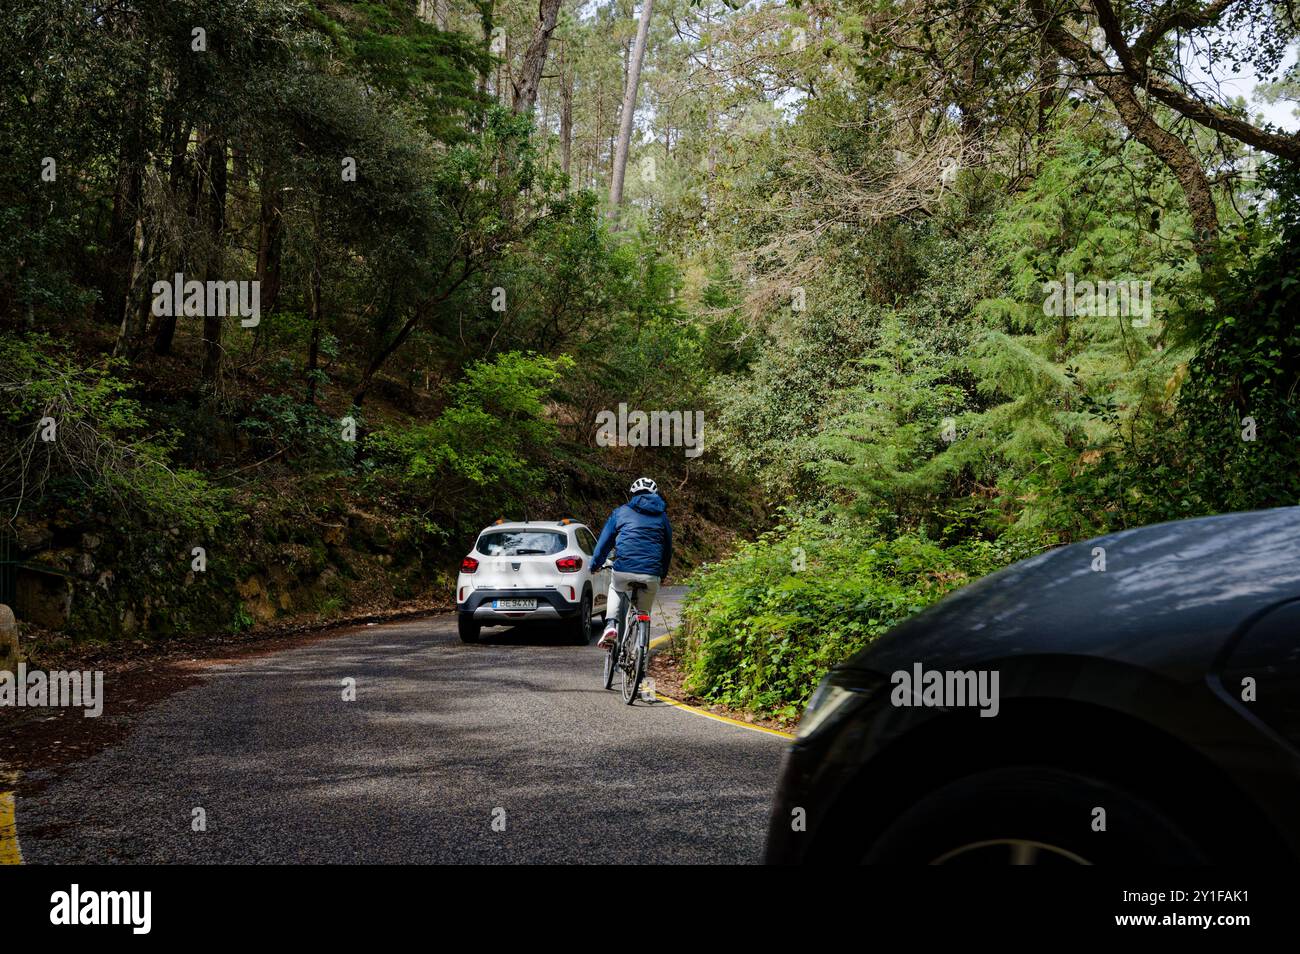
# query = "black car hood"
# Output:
<box><xmin>856</xmin><ymin>507</ymin><xmax>1300</xmax><ymax>679</ymax></box>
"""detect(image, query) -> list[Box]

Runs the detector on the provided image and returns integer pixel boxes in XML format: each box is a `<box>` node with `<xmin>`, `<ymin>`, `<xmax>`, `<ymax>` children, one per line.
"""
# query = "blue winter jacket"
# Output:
<box><xmin>591</xmin><ymin>492</ymin><xmax>673</xmax><ymax>578</ymax></box>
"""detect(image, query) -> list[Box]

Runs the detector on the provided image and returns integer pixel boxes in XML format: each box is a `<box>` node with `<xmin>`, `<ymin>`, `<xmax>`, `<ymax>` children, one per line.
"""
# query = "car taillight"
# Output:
<box><xmin>556</xmin><ymin>556</ymin><xmax>582</xmax><ymax>572</ymax></box>
<box><xmin>461</xmin><ymin>556</ymin><xmax>479</xmax><ymax>573</ymax></box>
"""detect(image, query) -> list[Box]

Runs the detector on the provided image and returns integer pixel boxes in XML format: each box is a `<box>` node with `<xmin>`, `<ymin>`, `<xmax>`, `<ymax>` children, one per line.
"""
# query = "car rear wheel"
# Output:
<box><xmin>567</xmin><ymin>592</ymin><xmax>592</xmax><ymax>645</ymax></box>
<box><xmin>862</xmin><ymin>766</ymin><xmax>1210</xmax><ymax>864</ymax></box>
<box><xmin>457</xmin><ymin>614</ymin><xmax>480</xmax><ymax>643</ymax></box>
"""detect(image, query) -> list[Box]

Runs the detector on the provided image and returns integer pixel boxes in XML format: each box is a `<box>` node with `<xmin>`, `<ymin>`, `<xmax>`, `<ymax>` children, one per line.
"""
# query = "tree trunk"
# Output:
<box><xmin>255</xmin><ymin>163</ymin><xmax>284</xmax><ymax>322</ymax></box>
<box><xmin>512</xmin><ymin>0</ymin><xmax>564</xmax><ymax>115</ymax></box>
<box><xmin>119</xmin><ymin>101</ymin><xmax>184</xmax><ymax>358</ymax></box>
<box><xmin>1097</xmin><ymin>72</ymin><xmax>1219</xmax><ymax>260</ymax></box>
<box><xmin>111</xmin><ymin>215</ymin><xmax>148</xmax><ymax>358</ymax></box>
<box><xmin>200</xmin><ymin>132</ymin><xmax>228</xmax><ymax>384</ymax></box>
<box><xmin>97</xmin><ymin>18</ymin><xmax>151</xmax><ymax>332</ymax></box>
<box><xmin>592</xmin><ymin>83</ymin><xmax>603</xmax><ymax>190</ymax></box>
<box><xmin>608</xmin><ymin>0</ymin><xmax>654</xmax><ymax>221</ymax></box>
<box><xmin>100</xmin><ymin>159</ymin><xmax>141</xmax><ymax>327</ymax></box>
<box><xmin>305</xmin><ymin>241</ymin><xmax>324</xmax><ymax>406</ymax></box>
<box><xmin>1035</xmin><ymin>37</ymin><xmax>1055</xmax><ymax>167</ymax></box>
<box><xmin>476</xmin><ymin>4</ymin><xmax>493</xmax><ymax>108</ymax></box>
<box><xmin>153</xmin><ymin>119</ymin><xmax>194</xmax><ymax>355</ymax></box>
<box><xmin>354</xmin><ymin>303</ymin><xmax>426</xmax><ymax>407</ymax></box>
<box><xmin>128</xmin><ymin>239</ymin><xmax>156</xmax><ymax>357</ymax></box>
<box><xmin>99</xmin><ymin>83</ymin><xmax>148</xmax><ymax>330</ymax></box>
<box><xmin>1031</xmin><ymin>0</ymin><xmax>1218</xmax><ymax>263</ymax></box>
<box><xmin>559</xmin><ymin>44</ymin><xmax>573</xmax><ymax>183</ymax></box>
<box><xmin>705</xmin><ymin>15</ymin><xmax>716</xmax><ymax>179</ymax></box>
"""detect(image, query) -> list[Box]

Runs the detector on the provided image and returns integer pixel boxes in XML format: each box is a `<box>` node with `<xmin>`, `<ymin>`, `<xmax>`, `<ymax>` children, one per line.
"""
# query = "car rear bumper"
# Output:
<box><xmin>459</xmin><ymin>587</ymin><xmax>583</xmax><ymax>624</ymax></box>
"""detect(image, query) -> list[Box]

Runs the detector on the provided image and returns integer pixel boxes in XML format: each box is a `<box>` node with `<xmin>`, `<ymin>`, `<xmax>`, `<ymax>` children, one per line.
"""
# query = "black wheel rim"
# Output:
<box><xmin>930</xmin><ymin>840</ymin><xmax>1092</xmax><ymax>865</ymax></box>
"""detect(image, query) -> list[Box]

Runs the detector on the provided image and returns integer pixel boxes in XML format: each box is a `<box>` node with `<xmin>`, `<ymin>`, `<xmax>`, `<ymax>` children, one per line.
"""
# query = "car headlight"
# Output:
<box><xmin>797</xmin><ymin>670</ymin><xmax>883</xmax><ymax>740</ymax></box>
<box><xmin>797</xmin><ymin>685</ymin><xmax>854</xmax><ymax>740</ymax></box>
<box><xmin>790</xmin><ymin>670</ymin><xmax>883</xmax><ymax>743</ymax></box>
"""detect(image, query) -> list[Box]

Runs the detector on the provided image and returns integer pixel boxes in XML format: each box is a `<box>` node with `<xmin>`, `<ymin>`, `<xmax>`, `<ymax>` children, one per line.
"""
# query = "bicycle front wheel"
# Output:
<box><xmin>602</xmin><ymin>638</ymin><xmax>618</xmax><ymax>690</ymax></box>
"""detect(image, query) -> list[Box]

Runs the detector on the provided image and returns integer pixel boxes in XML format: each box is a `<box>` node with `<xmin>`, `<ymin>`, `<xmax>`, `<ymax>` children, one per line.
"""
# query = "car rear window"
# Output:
<box><xmin>477</xmin><ymin>530</ymin><xmax>567</xmax><ymax>556</ymax></box>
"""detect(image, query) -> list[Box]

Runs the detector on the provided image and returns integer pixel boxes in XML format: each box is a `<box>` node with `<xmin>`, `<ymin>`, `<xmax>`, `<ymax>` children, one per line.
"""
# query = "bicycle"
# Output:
<box><xmin>601</xmin><ymin>581</ymin><xmax>652</xmax><ymax>704</ymax></box>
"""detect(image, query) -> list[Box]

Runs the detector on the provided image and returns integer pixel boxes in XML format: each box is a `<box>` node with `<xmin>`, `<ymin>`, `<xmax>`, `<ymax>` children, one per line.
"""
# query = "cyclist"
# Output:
<box><xmin>591</xmin><ymin>477</ymin><xmax>673</xmax><ymax>650</ymax></box>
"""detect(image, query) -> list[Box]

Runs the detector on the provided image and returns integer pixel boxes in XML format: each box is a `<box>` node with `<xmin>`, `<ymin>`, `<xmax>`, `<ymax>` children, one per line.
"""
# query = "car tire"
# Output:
<box><xmin>862</xmin><ymin>766</ymin><xmax>1210</xmax><ymax>865</ymax></box>
<box><xmin>457</xmin><ymin>614</ymin><xmax>480</xmax><ymax>644</ymax></box>
<box><xmin>568</xmin><ymin>592</ymin><xmax>592</xmax><ymax>645</ymax></box>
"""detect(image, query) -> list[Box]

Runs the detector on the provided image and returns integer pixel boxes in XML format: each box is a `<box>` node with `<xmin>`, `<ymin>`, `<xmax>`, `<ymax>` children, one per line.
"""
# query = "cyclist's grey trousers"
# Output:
<box><xmin>604</xmin><ymin>571</ymin><xmax>660</xmax><ymax>630</ymax></box>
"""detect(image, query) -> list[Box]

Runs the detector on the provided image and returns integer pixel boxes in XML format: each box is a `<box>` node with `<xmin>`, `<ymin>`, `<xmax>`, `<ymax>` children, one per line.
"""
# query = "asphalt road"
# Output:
<box><xmin>14</xmin><ymin>587</ymin><xmax>789</xmax><ymax>863</ymax></box>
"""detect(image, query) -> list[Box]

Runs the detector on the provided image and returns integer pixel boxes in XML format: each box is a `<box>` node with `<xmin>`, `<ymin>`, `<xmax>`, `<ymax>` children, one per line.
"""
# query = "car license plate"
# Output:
<box><xmin>493</xmin><ymin>598</ymin><xmax>537</xmax><ymax>610</ymax></box>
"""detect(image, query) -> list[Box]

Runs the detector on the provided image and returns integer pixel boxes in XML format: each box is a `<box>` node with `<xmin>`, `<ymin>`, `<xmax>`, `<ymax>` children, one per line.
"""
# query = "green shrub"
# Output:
<box><xmin>0</xmin><ymin>333</ymin><xmax>229</xmax><ymax>534</ymax></box>
<box><xmin>678</xmin><ymin>511</ymin><xmax>1026</xmax><ymax>720</ymax></box>
<box><xmin>366</xmin><ymin>350</ymin><xmax>572</xmax><ymax>539</ymax></box>
<box><xmin>239</xmin><ymin>394</ymin><xmax>359</xmax><ymax>470</ymax></box>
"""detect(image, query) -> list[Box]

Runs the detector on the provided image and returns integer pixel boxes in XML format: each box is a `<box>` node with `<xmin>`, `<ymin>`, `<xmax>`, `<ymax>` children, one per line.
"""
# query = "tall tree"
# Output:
<box><xmin>609</xmin><ymin>0</ymin><xmax>654</xmax><ymax>218</ymax></box>
<box><xmin>198</xmin><ymin>130</ymin><xmax>229</xmax><ymax>384</ymax></box>
<box><xmin>558</xmin><ymin>39</ymin><xmax>573</xmax><ymax>182</ymax></box>
<box><xmin>512</xmin><ymin>0</ymin><xmax>565</xmax><ymax>114</ymax></box>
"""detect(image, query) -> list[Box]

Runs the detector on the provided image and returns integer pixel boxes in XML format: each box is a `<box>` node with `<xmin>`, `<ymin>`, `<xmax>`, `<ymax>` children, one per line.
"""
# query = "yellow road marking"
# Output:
<box><xmin>646</xmin><ymin>629</ymin><xmax>794</xmax><ymax>738</ymax></box>
<box><xmin>653</xmin><ymin>693</ymin><xmax>795</xmax><ymax>740</ymax></box>
<box><xmin>0</xmin><ymin>772</ymin><xmax>22</xmax><ymax>865</ymax></box>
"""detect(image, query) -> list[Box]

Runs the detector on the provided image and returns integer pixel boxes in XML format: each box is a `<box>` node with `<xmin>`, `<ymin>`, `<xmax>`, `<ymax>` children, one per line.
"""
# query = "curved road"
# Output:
<box><xmin>14</xmin><ymin>588</ymin><xmax>789</xmax><ymax>864</ymax></box>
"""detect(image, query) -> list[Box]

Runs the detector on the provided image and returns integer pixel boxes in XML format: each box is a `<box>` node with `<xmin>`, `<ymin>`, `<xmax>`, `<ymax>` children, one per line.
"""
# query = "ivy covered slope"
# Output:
<box><xmin>677</xmin><ymin>514</ymin><xmax>1024</xmax><ymax>721</ymax></box>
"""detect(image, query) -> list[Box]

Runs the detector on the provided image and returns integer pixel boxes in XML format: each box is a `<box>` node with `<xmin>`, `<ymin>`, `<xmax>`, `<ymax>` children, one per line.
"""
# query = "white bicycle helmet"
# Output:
<box><xmin>630</xmin><ymin>477</ymin><xmax>658</xmax><ymax>496</ymax></box>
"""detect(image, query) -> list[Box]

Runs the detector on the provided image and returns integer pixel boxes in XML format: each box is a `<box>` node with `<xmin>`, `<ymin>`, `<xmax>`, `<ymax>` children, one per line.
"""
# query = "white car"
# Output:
<box><xmin>455</xmin><ymin>519</ymin><xmax>611</xmax><ymax>644</ymax></box>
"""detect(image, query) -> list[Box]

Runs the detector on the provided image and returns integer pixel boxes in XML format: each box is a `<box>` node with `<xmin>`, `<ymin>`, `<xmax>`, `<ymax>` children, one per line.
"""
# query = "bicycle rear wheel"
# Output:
<box><xmin>621</xmin><ymin>619</ymin><xmax>648</xmax><ymax>705</ymax></box>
